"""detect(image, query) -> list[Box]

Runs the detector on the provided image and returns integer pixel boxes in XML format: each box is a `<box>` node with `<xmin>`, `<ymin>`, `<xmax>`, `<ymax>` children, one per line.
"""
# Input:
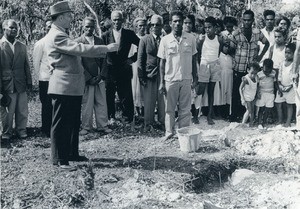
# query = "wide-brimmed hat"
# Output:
<box><xmin>49</xmin><ymin>1</ymin><xmax>73</xmax><ymax>17</ymax></box>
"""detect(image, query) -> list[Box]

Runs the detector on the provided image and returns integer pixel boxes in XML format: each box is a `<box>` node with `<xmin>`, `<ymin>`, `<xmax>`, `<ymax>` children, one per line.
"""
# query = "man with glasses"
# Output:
<box><xmin>44</xmin><ymin>1</ymin><xmax>118</xmax><ymax>170</ymax></box>
<box><xmin>137</xmin><ymin>14</ymin><xmax>165</xmax><ymax>132</ymax></box>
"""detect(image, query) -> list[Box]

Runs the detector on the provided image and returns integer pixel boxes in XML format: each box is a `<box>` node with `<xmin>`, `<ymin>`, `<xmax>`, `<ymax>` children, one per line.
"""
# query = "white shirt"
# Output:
<box><xmin>157</xmin><ymin>32</ymin><xmax>197</xmax><ymax>82</ymax></box>
<box><xmin>1</xmin><ymin>36</ymin><xmax>17</xmax><ymax>53</ymax></box>
<box><xmin>201</xmin><ymin>34</ymin><xmax>220</xmax><ymax>63</ymax></box>
<box><xmin>259</xmin><ymin>27</ymin><xmax>275</xmax><ymax>65</ymax></box>
<box><xmin>85</xmin><ymin>36</ymin><xmax>94</xmax><ymax>45</ymax></box>
<box><xmin>113</xmin><ymin>28</ymin><xmax>122</xmax><ymax>44</ymax></box>
<box><xmin>33</xmin><ymin>36</ymin><xmax>51</xmax><ymax>81</ymax></box>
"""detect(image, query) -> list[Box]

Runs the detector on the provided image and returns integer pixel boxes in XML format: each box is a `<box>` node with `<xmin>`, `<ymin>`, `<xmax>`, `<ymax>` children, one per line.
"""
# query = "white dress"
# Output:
<box><xmin>202</xmin><ymin>53</ymin><xmax>233</xmax><ymax>107</ymax></box>
<box><xmin>130</xmin><ymin>34</ymin><xmax>144</xmax><ymax>108</ymax></box>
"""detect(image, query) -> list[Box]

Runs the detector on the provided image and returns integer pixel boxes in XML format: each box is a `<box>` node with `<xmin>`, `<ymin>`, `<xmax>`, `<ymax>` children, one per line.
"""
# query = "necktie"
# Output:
<box><xmin>156</xmin><ymin>36</ymin><xmax>160</xmax><ymax>47</ymax></box>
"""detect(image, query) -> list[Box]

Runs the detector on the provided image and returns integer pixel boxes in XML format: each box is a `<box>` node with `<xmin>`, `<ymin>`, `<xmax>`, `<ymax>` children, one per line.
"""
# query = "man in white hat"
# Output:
<box><xmin>44</xmin><ymin>1</ymin><xmax>118</xmax><ymax>171</ymax></box>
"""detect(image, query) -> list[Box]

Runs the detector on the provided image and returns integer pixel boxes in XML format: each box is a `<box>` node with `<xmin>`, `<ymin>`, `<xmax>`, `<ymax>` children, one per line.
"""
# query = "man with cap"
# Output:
<box><xmin>101</xmin><ymin>11</ymin><xmax>140</xmax><ymax>125</ymax></box>
<box><xmin>45</xmin><ymin>1</ymin><xmax>118</xmax><ymax>171</ymax></box>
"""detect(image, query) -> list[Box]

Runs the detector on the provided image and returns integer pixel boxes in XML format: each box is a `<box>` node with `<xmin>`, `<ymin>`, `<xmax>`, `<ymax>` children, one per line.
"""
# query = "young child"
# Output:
<box><xmin>256</xmin><ymin>59</ymin><xmax>277</xmax><ymax>128</ymax></box>
<box><xmin>219</xmin><ymin>42</ymin><xmax>233</xmax><ymax>119</ymax></box>
<box><xmin>239</xmin><ymin>63</ymin><xmax>260</xmax><ymax>126</ymax></box>
<box><xmin>275</xmin><ymin>43</ymin><xmax>296</xmax><ymax>127</ymax></box>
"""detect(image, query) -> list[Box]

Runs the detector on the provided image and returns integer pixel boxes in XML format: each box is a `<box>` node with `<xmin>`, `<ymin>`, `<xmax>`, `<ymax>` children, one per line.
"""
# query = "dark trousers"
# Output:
<box><xmin>50</xmin><ymin>94</ymin><xmax>82</xmax><ymax>165</ymax></box>
<box><xmin>39</xmin><ymin>81</ymin><xmax>52</xmax><ymax>135</ymax></box>
<box><xmin>106</xmin><ymin>69</ymin><xmax>134</xmax><ymax>122</ymax></box>
<box><xmin>231</xmin><ymin>71</ymin><xmax>247</xmax><ymax>120</ymax></box>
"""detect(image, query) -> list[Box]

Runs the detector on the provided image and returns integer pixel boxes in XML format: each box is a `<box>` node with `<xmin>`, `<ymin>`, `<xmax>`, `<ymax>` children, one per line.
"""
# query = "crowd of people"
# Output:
<box><xmin>0</xmin><ymin>1</ymin><xmax>300</xmax><ymax>170</ymax></box>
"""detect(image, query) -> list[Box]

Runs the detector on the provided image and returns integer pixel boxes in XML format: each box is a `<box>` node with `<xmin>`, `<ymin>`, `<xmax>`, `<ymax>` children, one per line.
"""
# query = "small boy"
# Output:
<box><xmin>239</xmin><ymin>63</ymin><xmax>260</xmax><ymax>126</ymax></box>
<box><xmin>275</xmin><ymin>43</ymin><xmax>296</xmax><ymax>127</ymax></box>
<box><xmin>256</xmin><ymin>59</ymin><xmax>277</xmax><ymax>128</ymax></box>
<box><xmin>196</xmin><ymin>16</ymin><xmax>223</xmax><ymax>125</ymax></box>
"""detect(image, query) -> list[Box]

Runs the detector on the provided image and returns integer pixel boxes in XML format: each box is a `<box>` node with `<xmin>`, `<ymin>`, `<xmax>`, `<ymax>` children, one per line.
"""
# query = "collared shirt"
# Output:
<box><xmin>1</xmin><ymin>36</ymin><xmax>17</xmax><ymax>53</ymax></box>
<box><xmin>85</xmin><ymin>35</ymin><xmax>94</xmax><ymax>45</ymax></box>
<box><xmin>259</xmin><ymin>27</ymin><xmax>275</xmax><ymax>65</ymax></box>
<box><xmin>230</xmin><ymin>28</ymin><xmax>268</xmax><ymax>73</ymax></box>
<box><xmin>157</xmin><ymin>32</ymin><xmax>197</xmax><ymax>82</ymax></box>
<box><xmin>113</xmin><ymin>28</ymin><xmax>122</xmax><ymax>44</ymax></box>
<box><xmin>33</xmin><ymin>36</ymin><xmax>51</xmax><ymax>81</ymax></box>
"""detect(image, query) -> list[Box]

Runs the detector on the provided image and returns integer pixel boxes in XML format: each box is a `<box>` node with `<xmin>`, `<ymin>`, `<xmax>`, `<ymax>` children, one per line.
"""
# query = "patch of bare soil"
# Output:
<box><xmin>1</xmin><ymin>94</ymin><xmax>300</xmax><ymax>209</ymax></box>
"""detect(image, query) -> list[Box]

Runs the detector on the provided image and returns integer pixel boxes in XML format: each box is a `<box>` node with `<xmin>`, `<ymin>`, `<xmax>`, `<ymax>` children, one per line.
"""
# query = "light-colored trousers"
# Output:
<box><xmin>165</xmin><ymin>79</ymin><xmax>192</xmax><ymax>136</ymax></box>
<box><xmin>144</xmin><ymin>76</ymin><xmax>165</xmax><ymax>126</ymax></box>
<box><xmin>0</xmin><ymin>92</ymin><xmax>28</xmax><ymax>136</ymax></box>
<box><xmin>81</xmin><ymin>82</ymin><xmax>108</xmax><ymax>130</ymax></box>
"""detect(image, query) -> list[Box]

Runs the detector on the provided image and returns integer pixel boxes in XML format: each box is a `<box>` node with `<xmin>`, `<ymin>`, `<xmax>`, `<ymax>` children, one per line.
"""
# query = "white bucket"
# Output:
<box><xmin>177</xmin><ymin>127</ymin><xmax>201</xmax><ymax>152</ymax></box>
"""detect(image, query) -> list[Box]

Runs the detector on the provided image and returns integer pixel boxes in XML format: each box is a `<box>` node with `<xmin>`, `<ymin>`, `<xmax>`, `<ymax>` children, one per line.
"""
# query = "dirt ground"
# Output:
<box><xmin>1</xmin><ymin>94</ymin><xmax>300</xmax><ymax>209</ymax></box>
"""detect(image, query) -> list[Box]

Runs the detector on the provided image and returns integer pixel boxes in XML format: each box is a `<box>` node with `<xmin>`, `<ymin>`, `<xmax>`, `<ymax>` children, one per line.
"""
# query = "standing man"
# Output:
<box><xmin>229</xmin><ymin>10</ymin><xmax>269</xmax><ymax>122</ymax></box>
<box><xmin>75</xmin><ymin>17</ymin><xmax>112</xmax><ymax>135</ymax></box>
<box><xmin>45</xmin><ymin>1</ymin><xmax>118</xmax><ymax>170</ymax></box>
<box><xmin>138</xmin><ymin>14</ymin><xmax>165</xmax><ymax>132</ymax></box>
<box><xmin>0</xmin><ymin>19</ymin><xmax>32</xmax><ymax>140</ymax></box>
<box><xmin>158</xmin><ymin>11</ymin><xmax>198</xmax><ymax>140</ymax></box>
<box><xmin>33</xmin><ymin>20</ymin><xmax>52</xmax><ymax>137</ymax></box>
<box><xmin>259</xmin><ymin>10</ymin><xmax>275</xmax><ymax>65</ymax></box>
<box><xmin>101</xmin><ymin>11</ymin><xmax>140</xmax><ymax>124</ymax></box>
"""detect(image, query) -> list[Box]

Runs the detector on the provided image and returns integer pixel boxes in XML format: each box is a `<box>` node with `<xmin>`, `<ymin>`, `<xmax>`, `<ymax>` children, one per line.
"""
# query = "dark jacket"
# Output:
<box><xmin>75</xmin><ymin>35</ymin><xmax>107</xmax><ymax>82</ymax></box>
<box><xmin>0</xmin><ymin>39</ymin><xmax>32</xmax><ymax>94</ymax></box>
<box><xmin>101</xmin><ymin>28</ymin><xmax>139</xmax><ymax>67</ymax></box>
<box><xmin>137</xmin><ymin>34</ymin><xmax>161</xmax><ymax>80</ymax></box>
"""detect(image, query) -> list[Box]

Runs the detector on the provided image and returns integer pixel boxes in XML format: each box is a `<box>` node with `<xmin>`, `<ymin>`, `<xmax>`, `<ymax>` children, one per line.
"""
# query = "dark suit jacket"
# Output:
<box><xmin>137</xmin><ymin>34</ymin><xmax>161</xmax><ymax>80</ymax></box>
<box><xmin>0</xmin><ymin>39</ymin><xmax>32</xmax><ymax>94</ymax></box>
<box><xmin>101</xmin><ymin>29</ymin><xmax>139</xmax><ymax>79</ymax></box>
<box><xmin>75</xmin><ymin>35</ymin><xmax>107</xmax><ymax>82</ymax></box>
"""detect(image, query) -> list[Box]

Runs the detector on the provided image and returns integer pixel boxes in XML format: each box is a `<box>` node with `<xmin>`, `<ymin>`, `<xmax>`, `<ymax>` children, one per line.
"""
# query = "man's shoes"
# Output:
<box><xmin>1</xmin><ymin>134</ymin><xmax>12</xmax><ymax>140</ymax></box>
<box><xmin>97</xmin><ymin>127</ymin><xmax>112</xmax><ymax>134</ymax></box>
<box><xmin>59</xmin><ymin>164</ymin><xmax>77</xmax><ymax>171</ymax></box>
<box><xmin>161</xmin><ymin>133</ymin><xmax>176</xmax><ymax>141</ymax></box>
<box><xmin>79</xmin><ymin>129</ymin><xmax>89</xmax><ymax>135</ymax></box>
<box><xmin>19</xmin><ymin>133</ymin><xmax>28</xmax><ymax>139</ymax></box>
<box><xmin>69</xmin><ymin>155</ymin><xmax>89</xmax><ymax>162</ymax></box>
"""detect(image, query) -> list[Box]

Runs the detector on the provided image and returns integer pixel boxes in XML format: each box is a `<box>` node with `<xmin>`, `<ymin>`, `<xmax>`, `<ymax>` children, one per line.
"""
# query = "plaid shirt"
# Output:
<box><xmin>230</xmin><ymin>28</ymin><xmax>268</xmax><ymax>73</ymax></box>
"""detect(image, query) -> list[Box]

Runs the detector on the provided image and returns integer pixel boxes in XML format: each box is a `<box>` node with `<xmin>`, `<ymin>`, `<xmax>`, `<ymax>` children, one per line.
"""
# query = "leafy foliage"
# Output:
<box><xmin>0</xmin><ymin>0</ymin><xmax>298</xmax><ymax>43</ymax></box>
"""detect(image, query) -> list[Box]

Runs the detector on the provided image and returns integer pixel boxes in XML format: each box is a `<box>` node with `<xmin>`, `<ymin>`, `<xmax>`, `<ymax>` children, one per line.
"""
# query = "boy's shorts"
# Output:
<box><xmin>274</xmin><ymin>89</ymin><xmax>296</xmax><ymax>104</ymax></box>
<box><xmin>198</xmin><ymin>60</ymin><xmax>221</xmax><ymax>83</ymax></box>
<box><xmin>256</xmin><ymin>92</ymin><xmax>275</xmax><ymax>108</ymax></box>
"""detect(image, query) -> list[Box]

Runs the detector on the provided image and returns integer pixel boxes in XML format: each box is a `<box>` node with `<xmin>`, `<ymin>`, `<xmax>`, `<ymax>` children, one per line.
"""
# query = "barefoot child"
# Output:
<box><xmin>239</xmin><ymin>63</ymin><xmax>260</xmax><ymax>126</ymax></box>
<box><xmin>256</xmin><ymin>59</ymin><xmax>277</xmax><ymax>128</ymax></box>
<box><xmin>275</xmin><ymin>43</ymin><xmax>296</xmax><ymax>127</ymax></box>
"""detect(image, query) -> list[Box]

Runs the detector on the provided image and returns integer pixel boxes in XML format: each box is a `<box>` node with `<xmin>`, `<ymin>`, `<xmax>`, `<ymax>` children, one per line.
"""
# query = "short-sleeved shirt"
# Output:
<box><xmin>230</xmin><ymin>28</ymin><xmax>268</xmax><ymax>73</ymax></box>
<box><xmin>157</xmin><ymin>32</ymin><xmax>197</xmax><ymax>82</ymax></box>
<box><xmin>257</xmin><ymin>70</ymin><xmax>276</xmax><ymax>94</ymax></box>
